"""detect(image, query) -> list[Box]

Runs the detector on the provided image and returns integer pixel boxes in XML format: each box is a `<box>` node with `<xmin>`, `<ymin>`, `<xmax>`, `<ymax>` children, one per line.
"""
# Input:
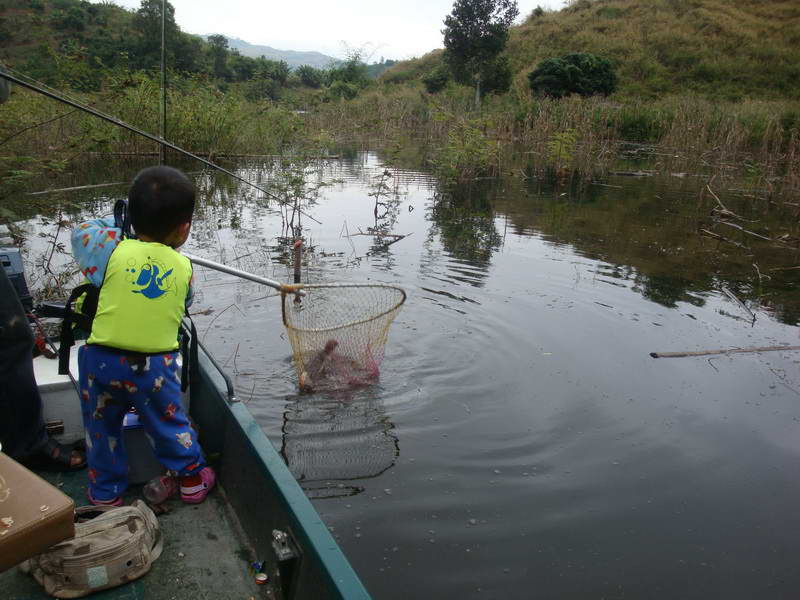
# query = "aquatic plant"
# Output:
<box><xmin>546</xmin><ymin>129</ymin><xmax>578</xmax><ymax>174</ymax></box>
<box><xmin>431</xmin><ymin>112</ymin><xmax>502</xmax><ymax>184</ymax></box>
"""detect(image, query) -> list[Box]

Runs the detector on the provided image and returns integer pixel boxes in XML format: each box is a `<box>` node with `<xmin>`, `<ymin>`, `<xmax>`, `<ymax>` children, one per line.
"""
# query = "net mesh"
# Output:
<box><xmin>282</xmin><ymin>284</ymin><xmax>405</xmax><ymax>392</ymax></box>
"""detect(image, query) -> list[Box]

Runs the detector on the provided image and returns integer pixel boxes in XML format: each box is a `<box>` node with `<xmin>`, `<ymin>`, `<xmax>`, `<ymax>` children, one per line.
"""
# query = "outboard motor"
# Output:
<box><xmin>0</xmin><ymin>244</ymin><xmax>32</xmax><ymax>312</ymax></box>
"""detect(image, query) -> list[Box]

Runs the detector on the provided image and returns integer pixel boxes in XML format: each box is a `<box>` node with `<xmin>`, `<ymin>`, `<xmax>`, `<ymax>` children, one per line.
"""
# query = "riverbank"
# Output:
<box><xmin>2</xmin><ymin>75</ymin><xmax>799</xmax><ymax>203</ymax></box>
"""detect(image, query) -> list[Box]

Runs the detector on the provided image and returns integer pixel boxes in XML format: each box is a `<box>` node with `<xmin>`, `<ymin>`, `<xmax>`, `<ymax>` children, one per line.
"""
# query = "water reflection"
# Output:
<box><xmin>280</xmin><ymin>388</ymin><xmax>399</xmax><ymax>499</ymax></box>
<box><xmin>426</xmin><ymin>185</ymin><xmax>502</xmax><ymax>284</ymax></box>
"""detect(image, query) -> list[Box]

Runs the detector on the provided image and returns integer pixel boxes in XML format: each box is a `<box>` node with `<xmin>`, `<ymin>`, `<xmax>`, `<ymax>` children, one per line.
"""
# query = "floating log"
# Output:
<box><xmin>650</xmin><ymin>345</ymin><xmax>800</xmax><ymax>359</ymax></box>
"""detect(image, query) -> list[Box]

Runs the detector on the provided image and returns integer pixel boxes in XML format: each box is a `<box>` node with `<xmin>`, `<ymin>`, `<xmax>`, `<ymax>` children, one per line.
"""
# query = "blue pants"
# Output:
<box><xmin>78</xmin><ymin>344</ymin><xmax>205</xmax><ymax>501</ymax></box>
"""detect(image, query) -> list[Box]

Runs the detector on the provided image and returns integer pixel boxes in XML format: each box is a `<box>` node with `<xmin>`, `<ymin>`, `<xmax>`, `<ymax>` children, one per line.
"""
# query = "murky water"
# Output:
<box><xmin>8</xmin><ymin>152</ymin><xmax>800</xmax><ymax>599</ymax></box>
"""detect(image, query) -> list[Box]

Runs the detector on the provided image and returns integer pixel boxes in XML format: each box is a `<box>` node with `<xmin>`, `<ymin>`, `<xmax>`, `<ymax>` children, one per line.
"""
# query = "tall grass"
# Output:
<box><xmin>0</xmin><ymin>74</ymin><xmax>305</xmax><ymax>159</ymax></box>
<box><xmin>308</xmin><ymin>85</ymin><xmax>800</xmax><ymax>195</ymax></box>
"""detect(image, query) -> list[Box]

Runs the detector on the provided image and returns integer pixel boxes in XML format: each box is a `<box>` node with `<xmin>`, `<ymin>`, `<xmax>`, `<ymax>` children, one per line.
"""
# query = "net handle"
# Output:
<box><xmin>184</xmin><ymin>252</ymin><xmax>306</xmax><ymax>296</ymax></box>
<box><xmin>281</xmin><ymin>283</ymin><xmax>407</xmax><ymax>330</ymax></box>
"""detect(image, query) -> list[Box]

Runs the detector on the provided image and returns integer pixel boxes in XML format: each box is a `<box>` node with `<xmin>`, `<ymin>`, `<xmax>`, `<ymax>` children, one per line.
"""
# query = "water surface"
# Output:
<box><xmin>9</xmin><ymin>153</ymin><xmax>800</xmax><ymax>599</ymax></box>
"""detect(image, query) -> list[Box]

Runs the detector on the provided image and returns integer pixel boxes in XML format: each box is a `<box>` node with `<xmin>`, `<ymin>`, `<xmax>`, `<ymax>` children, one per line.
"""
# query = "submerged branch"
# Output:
<box><xmin>650</xmin><ymin>345</ymin><xmax>800</xmax><ymax>359</ymax></box>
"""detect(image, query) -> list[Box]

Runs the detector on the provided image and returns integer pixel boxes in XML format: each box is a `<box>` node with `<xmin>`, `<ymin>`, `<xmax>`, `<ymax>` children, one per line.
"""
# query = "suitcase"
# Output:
<box><xmin>0</xmin><ymin>451</ymin><xmax>75</xmax><ymax>572</ymax></box>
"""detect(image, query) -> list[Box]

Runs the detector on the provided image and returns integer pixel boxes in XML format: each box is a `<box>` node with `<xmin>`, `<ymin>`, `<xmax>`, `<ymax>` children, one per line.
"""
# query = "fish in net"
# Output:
<box><xmin>281</xmin><ymin>283</ymin><xmax>406</xmax><ymax>392</ymax></box>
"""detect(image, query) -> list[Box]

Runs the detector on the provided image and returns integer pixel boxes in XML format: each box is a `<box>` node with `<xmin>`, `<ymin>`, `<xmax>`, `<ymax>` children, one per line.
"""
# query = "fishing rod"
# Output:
<box><xmin>0</xmin><ymin>69</ymin><xmax>321</xmax><ymax>225</ymax></box>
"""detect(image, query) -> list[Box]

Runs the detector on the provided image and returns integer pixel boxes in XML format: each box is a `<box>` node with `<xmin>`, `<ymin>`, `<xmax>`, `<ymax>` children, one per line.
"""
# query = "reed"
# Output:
<box><xmin>306</xmin><ymin>84</ymin><xmax>799</xmax><ymax>195</ymax></box>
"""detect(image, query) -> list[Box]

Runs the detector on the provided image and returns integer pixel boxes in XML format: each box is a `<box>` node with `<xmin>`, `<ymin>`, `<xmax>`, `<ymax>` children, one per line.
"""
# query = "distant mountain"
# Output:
<box><xmin>204</xmin><ymin>36</ymin><xmax>339</xmax><ymax>70</ymax></box>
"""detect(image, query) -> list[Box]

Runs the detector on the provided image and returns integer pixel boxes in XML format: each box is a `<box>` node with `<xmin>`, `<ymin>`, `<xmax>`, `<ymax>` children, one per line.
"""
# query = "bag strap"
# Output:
<box><xmin>179</xmin><ymin>318</ymin><xmax>197</xmax><ymax>394</ymax></box>
<box><xmin>58</xmin><ymin>283</ymin><xmax>98</xmax><ymax>375</ymax></box>
<box><xmin>74</xmin><ymin>504</ymin><xmax>117</xmax><ymax>521</ymax></box>
<box><xmin>130</xmin><ymin>500</ymin><xmax>163</xmax><ymax>560</ymax></box>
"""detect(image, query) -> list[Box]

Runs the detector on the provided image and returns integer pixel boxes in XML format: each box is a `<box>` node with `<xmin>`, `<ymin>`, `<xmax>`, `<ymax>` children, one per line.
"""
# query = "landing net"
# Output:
<box><xmin>281</xmin><ymin>284</ymin><xmax>406</xmax><ymax>392</ymax></box>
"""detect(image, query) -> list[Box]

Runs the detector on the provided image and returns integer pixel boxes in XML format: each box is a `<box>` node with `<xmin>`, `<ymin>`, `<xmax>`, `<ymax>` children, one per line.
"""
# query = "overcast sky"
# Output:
<box><xmin>91</xmin><ymin>0</ymin><xmax>567</xmax><ymax>60</ymax></box>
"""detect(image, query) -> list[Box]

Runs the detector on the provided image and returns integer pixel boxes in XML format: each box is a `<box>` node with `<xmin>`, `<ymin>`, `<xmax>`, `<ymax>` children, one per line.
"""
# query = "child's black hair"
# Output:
<box><xmin>128</xmin><ymin>166</ymin><xmax>195</xmax><ymax>241</ymax></box>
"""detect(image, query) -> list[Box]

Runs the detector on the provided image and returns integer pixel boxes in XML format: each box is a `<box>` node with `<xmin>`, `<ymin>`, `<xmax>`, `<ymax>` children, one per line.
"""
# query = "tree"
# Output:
<box><xmin>481</xmin><ymin>55</ymin><xmax>512</xmax><ymax>95</ymax></box>
<box><xmin>328</xmin><ymin>49</ymin><xmax>370</xmax><ymax>89</ymax></box>
<box><xmin>132</xmin><ymin>0</ymin><xmax>179</xmax><ymax>70</ymax></box>
<box><xmin>207</xmin><ymin>34</ymin><xmax>230</xmax><ymax>80</ymax></box>
<box><xmin>230</xmin><ymin>51</ymin><xmax>255</xmax><ymax>81</ymax></box>
<box><xmin>297</xmin><ymin>65</ymin><xmax>324</xmax><ymax>88</ymax></box>
<box><xmin>528</xmin><ymin>53</ymin><xmax>617</xmax><ymax>98</ymax></box>
<box><xmin>442</xmin><ymin>0</ymin><xmax>519</xmax><ymax>108</ymax></box>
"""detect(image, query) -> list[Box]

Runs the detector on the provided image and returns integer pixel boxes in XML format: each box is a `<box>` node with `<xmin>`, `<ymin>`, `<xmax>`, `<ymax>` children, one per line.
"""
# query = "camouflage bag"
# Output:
<box><xmin>20</xmin><ymin>500</ymin><xmax>162</xmax><ymax>598</ymax></box>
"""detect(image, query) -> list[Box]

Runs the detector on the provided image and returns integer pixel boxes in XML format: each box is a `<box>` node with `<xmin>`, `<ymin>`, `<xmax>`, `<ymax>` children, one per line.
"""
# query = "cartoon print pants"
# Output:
<box><xmin>78</xmin><ymin>344</ymin><xmax>205</xmax><ymax>501</ymax></box>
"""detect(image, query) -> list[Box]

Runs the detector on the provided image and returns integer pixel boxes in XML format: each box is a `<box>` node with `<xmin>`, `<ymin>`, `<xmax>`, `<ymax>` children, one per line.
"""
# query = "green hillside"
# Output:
<box><xmin>384</xmin><ymin>0</ymin><xmax>800</xmax><ymax>101</ymax></box>
<box><xmin>0</xmin><ymin>0</ymin><xmax>296</xmax><ymax>92</ymax></box>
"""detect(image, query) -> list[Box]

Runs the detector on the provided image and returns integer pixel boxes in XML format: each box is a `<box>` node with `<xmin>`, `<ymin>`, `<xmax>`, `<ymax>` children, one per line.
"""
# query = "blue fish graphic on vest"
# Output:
<box><xmin>132</xmin><ymin>262</ymin><xmax>174</xmax><ymax>299</ymax></box>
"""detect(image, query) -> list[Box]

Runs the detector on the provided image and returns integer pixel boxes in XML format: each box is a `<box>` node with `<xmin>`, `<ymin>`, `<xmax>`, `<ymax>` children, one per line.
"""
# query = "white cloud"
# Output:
<box><xmin>91</xmin><ymin>0</ymin><xmax>567</xmax><ymax>60</ymax></box>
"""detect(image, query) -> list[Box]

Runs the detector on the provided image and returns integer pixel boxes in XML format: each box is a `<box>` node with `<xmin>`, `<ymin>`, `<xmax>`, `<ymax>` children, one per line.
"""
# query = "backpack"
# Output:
<box><xmin>19</xmin><ymin>500</ymin><xmax>163</xmax><ymax>599</ymax></box>
<box><xmin>58</xmin><ymin>197</ymin><xmax>130</xmax><ymax>376</ymax></box>
<box><xmin>58</xmin><ymin>281</ymin><xmax>99</xmax><ymax>375</ymax></box>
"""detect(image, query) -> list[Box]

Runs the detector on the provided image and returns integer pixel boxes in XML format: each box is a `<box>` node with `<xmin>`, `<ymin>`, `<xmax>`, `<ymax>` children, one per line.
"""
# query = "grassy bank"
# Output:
<box><xmin>307</xmin><ymin>84</ymin><xmax>799</xmax><ymax>194</ymax></box>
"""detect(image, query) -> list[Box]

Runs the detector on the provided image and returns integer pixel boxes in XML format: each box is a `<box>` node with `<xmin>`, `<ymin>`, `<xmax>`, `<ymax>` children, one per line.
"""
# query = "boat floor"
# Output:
<box><xmin>2</xmin><ymin>468</ymin><xmax>274</xmax><ymax>600</ymax></box>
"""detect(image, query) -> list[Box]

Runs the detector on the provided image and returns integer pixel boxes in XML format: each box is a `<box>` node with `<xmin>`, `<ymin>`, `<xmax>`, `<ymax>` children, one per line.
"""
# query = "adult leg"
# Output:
<box><xmin>0</xmin><ymin>266</ymin><xmax>82</xmax><ymax>468</ymax></box>
<box><xmin>0</xmin><ymin>266</ymin><xmax>47</xmax><ymax>456</ymax></box>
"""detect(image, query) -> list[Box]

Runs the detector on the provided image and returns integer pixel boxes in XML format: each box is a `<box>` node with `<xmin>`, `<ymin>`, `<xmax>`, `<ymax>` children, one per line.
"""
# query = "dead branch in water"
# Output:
<box><xmin>650</xmin><ymin>345</ymin><xmax>800</xmax><ymax>359</ymax></box>
<box><xmin>29</xmin><ymin>181</ymin><xmax>128</xmax><ymax>195</ymax></box>
<box><xmin>721</xmin><ymin>285</ymin><xmax>756</xmax><ymax>324</ymax></box>
<box><xmin>372</xmin><ymin>232</ymin><xmax>413</xmax><ymax>249</ymax></box>
<box><xmin>706</xmin><ymin>183</ymin><xmax>748</xmax><ymax>221</ymax></box>
<box><xmin>346</xmin><ymin>229</ymin><xmax>407</xmax><ymax>240</ymax></box>
<box><xmin>717</xmin><ymin>220</ymin><xmax>777</xmax><ymax>243</ymax></box>
<box><xmin>699</xmin><ymin>228</ymin><xmax>749</xmax><ymax>250</ymax></box>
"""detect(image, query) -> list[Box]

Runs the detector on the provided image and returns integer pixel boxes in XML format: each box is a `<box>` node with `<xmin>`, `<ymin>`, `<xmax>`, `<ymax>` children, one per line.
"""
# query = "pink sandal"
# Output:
<box><xmin>87</xmin><ymin>489</ymin><xmax>123</xmax><ymax>507</ymax></box>
<box><xmin>180</xmin><ymin>466</ymin><xmax>216</xmax><ymax>504</ymax></box>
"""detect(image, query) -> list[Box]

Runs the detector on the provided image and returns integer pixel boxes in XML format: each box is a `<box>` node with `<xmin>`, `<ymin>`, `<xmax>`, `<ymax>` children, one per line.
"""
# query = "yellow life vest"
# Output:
<box><xmin>87</xmin><ymin>239</ymin><xmax>192</xmax><ymax>353</ymax></box>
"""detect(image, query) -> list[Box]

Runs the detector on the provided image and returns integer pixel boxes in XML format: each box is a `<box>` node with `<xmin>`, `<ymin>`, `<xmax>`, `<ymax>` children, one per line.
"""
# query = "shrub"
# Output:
<box><xmin>382</xmin><ymin>68</ymin><xmax>416</xmax><ymax>84</ymax></box>
<box><xmin>328</xmin><ymin>81</ymin><xmax>359</xmax><ymax>100</ymax></box>
<box><xmin>529</xmin><ymin>53</ymin><xmax>617</xmax><ymax>98</ymax></box>
<box><xmin>423</xmin><ymin>64</ymin><xmax>450</xmax><ymax>94</ymax></box>
<box><xmin>244</xmin><ymin>77</ymin><xmax>280</xmax><ymax>102</ymax></box>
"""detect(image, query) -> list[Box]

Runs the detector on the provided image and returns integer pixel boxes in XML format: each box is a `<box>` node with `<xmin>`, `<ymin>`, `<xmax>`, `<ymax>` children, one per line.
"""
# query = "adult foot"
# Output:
<box><xmin>20</xmin><ymin>437</ymin><xmax>86</xmax><ymax>472</ymax></box>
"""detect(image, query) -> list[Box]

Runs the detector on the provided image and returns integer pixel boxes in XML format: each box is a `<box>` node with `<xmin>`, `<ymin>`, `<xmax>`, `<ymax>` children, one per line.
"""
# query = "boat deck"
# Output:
<box><xmin>2</xmin><ymin>467</ymin><xmax>273</xmax><ymax>600</ymax></box>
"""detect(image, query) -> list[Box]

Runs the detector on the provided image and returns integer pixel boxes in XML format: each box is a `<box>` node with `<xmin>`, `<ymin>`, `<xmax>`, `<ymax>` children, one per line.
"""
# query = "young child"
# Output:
<box><xmin>71</xmin><ymin>166</ymin><xmax>214</xmax><ymax>506</ymax></box>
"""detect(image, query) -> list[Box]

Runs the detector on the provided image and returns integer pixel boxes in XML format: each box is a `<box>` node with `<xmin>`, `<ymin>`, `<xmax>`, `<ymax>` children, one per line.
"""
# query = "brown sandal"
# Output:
<box><xmin>20</xmin><ymin>437</ymin><xmax>86</xmax><ymax>472</ymax></box>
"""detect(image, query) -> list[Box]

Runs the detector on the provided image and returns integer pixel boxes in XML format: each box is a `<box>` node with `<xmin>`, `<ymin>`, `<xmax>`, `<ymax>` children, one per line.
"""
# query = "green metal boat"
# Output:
<box><xmin>1</xmin><ymin>321</ymin><xmax>372</xmax><ymax>600</ymax></box>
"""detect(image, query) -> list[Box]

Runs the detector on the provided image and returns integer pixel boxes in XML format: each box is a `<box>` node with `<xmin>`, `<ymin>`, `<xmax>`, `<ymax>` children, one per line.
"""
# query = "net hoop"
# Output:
<box><xmin>281</xmin><ymin>283</ymin><xmax>407</xmax><ymax>332</ymax></box>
